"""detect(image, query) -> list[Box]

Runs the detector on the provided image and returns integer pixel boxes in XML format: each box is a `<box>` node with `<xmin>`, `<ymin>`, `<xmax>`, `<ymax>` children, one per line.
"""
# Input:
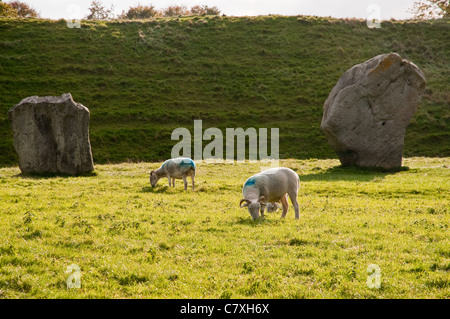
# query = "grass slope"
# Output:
<box><xmin>0</xmin><ymin>158</ymin><xmax>449</xmax><ymax>298</ymax></box>
<box><xmin>0</xmin><ymin>16</ymin><xmax>449</xmax><ymax>165</ymax></box>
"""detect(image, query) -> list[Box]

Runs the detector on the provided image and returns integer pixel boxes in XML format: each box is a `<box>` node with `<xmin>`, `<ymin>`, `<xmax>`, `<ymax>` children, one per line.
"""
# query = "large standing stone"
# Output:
<box><xmin>321</xmin><ymin>53</ymin><xmax>426</xmax><ymax>169</ymax></box>
<box><xmin>8</xmin><ymin>93</ymin><xmax>94</xmax><ymax>175</ymax></box>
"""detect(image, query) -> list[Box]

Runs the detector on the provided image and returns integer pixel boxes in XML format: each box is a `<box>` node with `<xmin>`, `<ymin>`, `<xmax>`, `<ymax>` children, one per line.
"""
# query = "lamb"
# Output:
<box><xmin>240</xmin><ymin>167</ymin><xmax>300</xmax><ymax>220</ymax></box>
<box><xmin>150</xmin><ymin>157</ymin><xmax>196</xmax><ymax>190</ymax></box>
<box><xmin>265</xmin><ymin>202</ymin><xmax>280</xmax><ymax>213</ymax></box>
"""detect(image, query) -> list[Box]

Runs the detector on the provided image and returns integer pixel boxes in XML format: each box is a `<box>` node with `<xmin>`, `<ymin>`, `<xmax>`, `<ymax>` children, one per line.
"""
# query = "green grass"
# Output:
<box><xmin>0</xmin><ymin>16</ymin><xmax>448</xmax><ymax>299</ymax></box>
<box><xmin>0</xmin><ymin>157</ymin><xmax>449</xmax><ymax>298</ymax></box>
<box><xmin>0</xmin><ymin>16</ymin><xmax>449</xmax><ymax>165</ymax></box>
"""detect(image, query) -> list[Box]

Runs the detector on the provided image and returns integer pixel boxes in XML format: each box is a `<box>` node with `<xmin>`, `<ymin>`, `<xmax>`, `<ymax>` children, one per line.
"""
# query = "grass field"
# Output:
<box><xmin>0</xmin><ymin>16</ymin><xmax>449</xmax><ymax>165</ymax></box>
<box><xmin>0</xmin><ymin>157</ymin><xmax>448</xmax><ymax>298</ymax></box>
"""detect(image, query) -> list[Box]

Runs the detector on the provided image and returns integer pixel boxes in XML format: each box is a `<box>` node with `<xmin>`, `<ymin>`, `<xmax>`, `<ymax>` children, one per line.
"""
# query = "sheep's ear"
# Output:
<box><xmin>258</xmin><ymin>196</ymin><xmax>266</xmax><ymax>205</ymax></box>
<box><xmin>239</xmin><ymin>199</ymin><xmax>250</xmax><ymax>208</ymax></box>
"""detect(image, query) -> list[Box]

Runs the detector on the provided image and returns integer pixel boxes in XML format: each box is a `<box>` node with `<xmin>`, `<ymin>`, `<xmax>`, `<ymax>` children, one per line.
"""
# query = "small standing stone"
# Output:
<box><xmin>321</xmin><ymin>53</ymin><xmax>426</xmax><ymax>169</ymax></box>
<box><xmin>8</xmin><ymin>93</ymin><xmax>94</xmax><ymax>175</ymax></box>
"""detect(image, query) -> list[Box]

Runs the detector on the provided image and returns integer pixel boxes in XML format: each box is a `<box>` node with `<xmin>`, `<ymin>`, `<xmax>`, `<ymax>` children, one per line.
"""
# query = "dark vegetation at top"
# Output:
<box><xmin>0</xmin><ymin>0</ymin><xmax>38</xmax><ymax>18</ymax></box>
<box><xmin>0</xmin><ymin>16</ymin><xmax>448</xmax><ymax>165</ymax></box>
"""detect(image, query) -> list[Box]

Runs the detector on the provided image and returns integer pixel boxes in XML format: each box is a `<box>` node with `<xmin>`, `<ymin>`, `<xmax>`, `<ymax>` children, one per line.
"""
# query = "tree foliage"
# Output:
<box><xmin>85</xmin><ymin>0</ymin><xmax>115</xmax><ymax>20</ymax></box>
<box><xmin>1</xmin><ymin>1</ymin><xmax>221</xmax><ymax>21</ymax></box>
<box><xmin>163</xmin><ymin>4</ymin><xmax>221</xmax><ymax>17</ymax></box>
<box><xmin>410</xmin><ymin>0</ymin><xmax>449</xmax><ymax>19</ymax></box>
<box><xmin>190</xmin><ymin>5</ymin><xmax>221</xmax><ymax>15</ymax></box>
<box><xmin>119</xmin><ymin>4</ymin><xmax>159</xmax><ymax>19</ymax></box>
<box><xmin>8</xmin><ymin>1</ymin><xmax>38</xmax><ymax>18</ymax></box>
<box><xmin>0</xmin><ymin>1</ymin><xmax>17</xmax><ymax>17</ymax></box>
<box><xmin>163</xmin><ymin>5</ymin><xmax>190</xmax><ymax>17</ymax></box>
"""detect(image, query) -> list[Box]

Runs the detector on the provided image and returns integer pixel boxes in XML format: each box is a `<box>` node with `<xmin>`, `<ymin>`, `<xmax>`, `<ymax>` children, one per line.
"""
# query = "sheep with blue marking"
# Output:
<box><xmin>240</xmin><ymin>167</ymin><xmax>300</xmax><ymax>220</ymax></box>
<box><xmin>150</xmin><ymin>157</ymin><xmax>196</xmax><ymax>190</ymax></box>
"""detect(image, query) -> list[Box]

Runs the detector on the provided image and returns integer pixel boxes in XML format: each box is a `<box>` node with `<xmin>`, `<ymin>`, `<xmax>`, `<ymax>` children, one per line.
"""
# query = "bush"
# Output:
<box><xmin>119</xmin><ymin>4</ymin><xmax>160</xmax><ymax>19</ymax></box>
<box><xmin>163</xmin><ymin>5</ymin><xmax>190</xmax><ymax>17</ymax></box>
<box><xmin>85</xmin><ymin>0</ymin><xmax>114</xmax><ymax>20</ymax></box>
<box><xmin>8</xmin><ymin>1</ymin><xmax>38</xmax><ymax>18</ymax></box>
<box><xmin>190</xmin><ymin>5</ymin><xmax>220</xmax><ymax>16</ymax></box>
<box><xmin>117</xmin><ymin>4</ymin><xmax>222</xmax><ymax>19</ymax></box>
<box><xmin>0</xmin><ymin>1</ymin><xmax>17</xmax><ymax>17</ymax></box>
<box><xmin>410</xmin><ymin>0</ymin><xmax>449</xmax><ymax>19</ymax></box>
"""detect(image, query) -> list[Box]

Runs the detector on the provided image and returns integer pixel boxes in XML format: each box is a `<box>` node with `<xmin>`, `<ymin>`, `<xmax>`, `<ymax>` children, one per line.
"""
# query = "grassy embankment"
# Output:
<box><xmin>0</xmin><ymin>16</ymin><xmax>449</xmax><ymax>165</ymax></box>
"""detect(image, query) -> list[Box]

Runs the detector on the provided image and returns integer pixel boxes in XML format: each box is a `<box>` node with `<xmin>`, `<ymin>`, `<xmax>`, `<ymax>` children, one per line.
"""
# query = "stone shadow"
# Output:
<box><xmin>296</xmin><ymin>165</ymin><xmax>409</xmax><ymax>182</ymax></box>
<box><xmin>13</xmin><ymin>171</ymin><xmax>98</xmax><ymax>179</ymax></box>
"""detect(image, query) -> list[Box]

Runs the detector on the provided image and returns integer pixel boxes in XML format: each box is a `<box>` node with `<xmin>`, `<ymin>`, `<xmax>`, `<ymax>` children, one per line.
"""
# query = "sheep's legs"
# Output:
<box><xmin>281</xmin><ymin>194</ymin><xmax>289</xmax><ymax>218</ymax></box>
<box><xmin>182</xmin><ymin>176</ymin><xmax>188</xmax><ymax>191</ymax></box>
<box><xmin>288</xmin><ymin>191</ymin><xmax>300</xmax><ymax>219</ymax></box>
<box><xmin>260</xmin><ymin>206</ymin><xmax>265</xmax><ymax>218</ymax></box>
<box><xmin>172</xmin><ymin>178</ymin><xmax>176</xmax><ymax>187</ymax></box>
<box><xmin>191</xmin><ymin>175</ymin><xmax>195</xmax><ymax>190</ymax></box>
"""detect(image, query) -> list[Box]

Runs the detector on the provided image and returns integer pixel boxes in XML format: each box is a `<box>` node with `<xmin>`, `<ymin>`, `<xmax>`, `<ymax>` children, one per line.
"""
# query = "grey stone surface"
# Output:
<box><xmin>8</xmin><ymin>93</ymin><xmax>94</xmax><ymax>175</ymax></box>
<box><xmin>321</xmin><ymin>53</ymin><xmax>426</xmax><ymax>169</ymax></box>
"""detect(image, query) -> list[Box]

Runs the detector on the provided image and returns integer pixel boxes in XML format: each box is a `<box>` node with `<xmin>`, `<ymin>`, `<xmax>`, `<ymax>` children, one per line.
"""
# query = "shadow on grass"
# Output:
<box><xmin>13</xmin><ymin>171</ymin><xmax>98</xmax><ymax>179</ymax></box>
<box><xmin>297</xmin><ymin>165</ymin><xmax>410</xmax><ymax>182</ymax></box>
<box><xmin>232</xmin><ymin>215</ymin><xmax>285</xmax><ymax>227</ymax></box>
<box><xmin>141</xmin><ymin>185</ymin><xmax>198</xmax><ymax>194</ymax></box>
<box><xmin>141</xmin><ymin>185</ymin><xmax>172</xmax><ymax>193</ymax></box>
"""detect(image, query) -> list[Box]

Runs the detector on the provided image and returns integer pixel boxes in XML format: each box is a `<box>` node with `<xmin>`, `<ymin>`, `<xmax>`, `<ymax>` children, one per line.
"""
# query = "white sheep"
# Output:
<box><xmin>240</xmin><ymin>167</ymin><xmax>300</xmax><ymax>220</ymax></box>
<box><xmin>150</xmin><ymin>157</ymin><xmax>196</xmax><ymax>190</ymax></box>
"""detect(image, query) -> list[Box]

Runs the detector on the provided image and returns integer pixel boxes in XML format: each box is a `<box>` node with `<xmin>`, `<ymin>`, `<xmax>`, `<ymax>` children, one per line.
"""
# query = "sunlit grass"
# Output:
<box><xmin>0</xmin><ymin>157</ymin><xmax>448</xmax><ymax>298</ymax></box>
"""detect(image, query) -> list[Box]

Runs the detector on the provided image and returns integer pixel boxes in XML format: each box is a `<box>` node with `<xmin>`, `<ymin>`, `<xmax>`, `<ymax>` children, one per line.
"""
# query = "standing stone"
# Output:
<box><xmin>320</xmin><ymin>53</ymin><xmax>426</xmax><ymax>169</ymax></box>
<box><xmin>8</xmin><ymin>93</ymin><xmax>94</xmax><ymax>175</ymax></box>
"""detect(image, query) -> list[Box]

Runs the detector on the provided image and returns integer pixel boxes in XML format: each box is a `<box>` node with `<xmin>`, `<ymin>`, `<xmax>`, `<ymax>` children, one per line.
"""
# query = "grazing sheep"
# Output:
<box><xmin>150</xmin><ymin>157</ymin><xmax>196</xmax><ymax>190</ymax></box>
<box><xmin>240</xmin><ymin>167</ymin><xmax>300</xmax><ymax>220</ymax></box>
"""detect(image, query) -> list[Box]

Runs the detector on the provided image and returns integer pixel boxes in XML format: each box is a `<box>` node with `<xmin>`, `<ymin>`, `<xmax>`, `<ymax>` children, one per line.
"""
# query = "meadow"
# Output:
<box><xmin>0</xmin><ymin>13</ymin><xmax>449</xmax><ymax>300</ymax></box>
<box><xmin>0</xmin><ymin>157</ymin><xmax>448</xmax><ymax>298</ymax></box>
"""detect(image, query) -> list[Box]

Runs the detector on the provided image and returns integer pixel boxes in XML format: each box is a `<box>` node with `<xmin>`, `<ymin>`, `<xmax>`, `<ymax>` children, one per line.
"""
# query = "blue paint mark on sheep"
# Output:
<box><xmin>179</xmin><ymin>158</ymin><xmax>196</xmax><ymax>169</ymax></box>
<box><xmin>244</xmin><ymin>177</ymin><xmax>256</xmax><ymax>188</ymax></box>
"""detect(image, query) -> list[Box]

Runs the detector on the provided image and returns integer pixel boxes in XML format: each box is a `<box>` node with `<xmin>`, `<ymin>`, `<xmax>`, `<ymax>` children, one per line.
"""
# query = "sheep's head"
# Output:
<box><xmin>240</xmin><ymin>196</ymin><xmax>266</xmax><ymax>220</ymax></box>
<box><xmin>150</xmin><ymin>171</ymin><xmax>158</xmax><ymax>187</ymax></box>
